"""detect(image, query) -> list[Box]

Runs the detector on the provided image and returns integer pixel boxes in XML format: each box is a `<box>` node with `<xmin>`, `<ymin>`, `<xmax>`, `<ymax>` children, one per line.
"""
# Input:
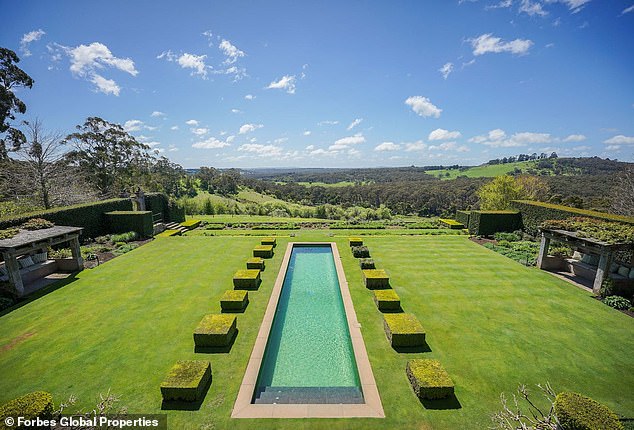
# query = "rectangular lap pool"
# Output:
<box><xmin>232</xmin><ymin>242</ymin><xmax>384</xmax><ymax>418</ymax></box>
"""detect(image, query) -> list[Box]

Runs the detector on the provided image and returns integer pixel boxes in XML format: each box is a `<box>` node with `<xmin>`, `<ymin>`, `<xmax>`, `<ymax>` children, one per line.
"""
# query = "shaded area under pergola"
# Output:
<box><xmin>0</xmin><ymin>226</ymin><xmax>84</xmax><ymax>296</ymax></box>
<box><xmin>537</xmin><ymin>228</ymin><xmax>634</xmax><ymax>294</ymax></box>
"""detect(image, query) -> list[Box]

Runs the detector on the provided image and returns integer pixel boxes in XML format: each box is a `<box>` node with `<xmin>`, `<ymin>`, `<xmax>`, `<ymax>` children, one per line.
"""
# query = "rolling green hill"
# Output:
<box><xmin>425</xmin><ymin>161</ymin><xmax>538</xmax><ymax>180</ymax></box>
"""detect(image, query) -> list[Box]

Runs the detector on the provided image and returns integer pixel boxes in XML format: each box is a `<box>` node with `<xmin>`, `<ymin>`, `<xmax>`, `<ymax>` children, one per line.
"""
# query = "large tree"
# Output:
<box><xmin>477</xmin><ymin>175</ymin><xmax>549</xmax><ymax>210</ymax></box>
<box><xmin>65</xmin><ymin>117</ymin><xmax>153</xmax><ymax>196</ymax></box>
<box><xmin>611</xmin><ymin>166</ymin><xmax>634</xmax><ymax>216</ymax></box>
<box><xmin>0</xmin><ymin>47</ymin><xmax>34</xmax><ymax>159</ymax></box>
<box><xmin>1</xmin><ymin>119</ymin><xmax>95</xmax><ymax>208</ymax></box>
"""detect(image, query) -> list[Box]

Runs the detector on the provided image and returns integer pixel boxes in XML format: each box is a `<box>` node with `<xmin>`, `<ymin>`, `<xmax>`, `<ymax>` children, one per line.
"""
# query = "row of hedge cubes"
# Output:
<box><xmin>349</xmin><ymin>237</ymin><xmax>455</xmax><ymax>402</ymax></box>
<box><xmin>160</xmin><ymin>237</ymin><xmax>277</xmax><ymax>405</ymax></box>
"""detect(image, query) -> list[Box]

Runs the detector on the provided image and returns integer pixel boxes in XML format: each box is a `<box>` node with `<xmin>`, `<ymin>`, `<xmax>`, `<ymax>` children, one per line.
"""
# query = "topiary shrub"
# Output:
<box><xmin>603</xmin><ymin>295</ymin><xmax>631</xmax><ymax>310</ymax></box>
<box><xmin>554</xmin><ymin>392</ymin><xmax>623</xmax><ymax>430</ymax></box>
<box><xmin>349</xmin><ymin>237</ymin><xmax>363</xmax><ymax>247</ymax></box>
<box><xmin>253</xmin><ymin>244</ymin><xmax>274</xmax><ymax>258</ymax></box>
<box><xmin>363</xmin><ymin>269</ymin><xmax>390</xmax><ymax>289</ymax></box>
<box><xmin>383</xmin><ymin>313</ymin><xmax>425</xmax><ymax>348</ymax></box>
<box><xmin>351</xmin><ymin>245</ymin><xmax>370</xmax><ymax>258</ymax></box>
<box><xmin>193</xmin><ymin>314</ymin><xmax>237</xmax><ymax>347</ymax></box>
<box><xmin>373</xmin><ymin>289</ymin><xmax>401</xmax><ymax>312</ymax></box>
<box><xmin>246</xmin><ymin>257</ymin><xmax>265</xmax><ymax>271</ymax></box>
<box><xmin>406</xmin><ymin>359</ymin><xmax>454</xmax><ymax>400</ymax></box>
<box><xmin>160</xmin><ymin>360</ymin><xmax>212</xmax><ymax>402</ymax></box>
<box><xmin>359</xmin><ymin>258</ymin><xmax>375</xmax><ymax>269</ymax></box>
<box><xmin>220</xmin><ymin>290</ymin><xmax>249</xmax><ymax>312</ymax></box>
<box><xmin>233</xmin><ymin>269</ymin><xmax>261</xmax><ymax>290</ymax></box>
<box><xmin>0</xmin><ymin>391</ymin><xmax>53</xmax><ymax>428</ymax></box>
<box><xmin>261</xmin><ymin>237</ymin><xmax>277</xmax><ymax>247</ymax></box>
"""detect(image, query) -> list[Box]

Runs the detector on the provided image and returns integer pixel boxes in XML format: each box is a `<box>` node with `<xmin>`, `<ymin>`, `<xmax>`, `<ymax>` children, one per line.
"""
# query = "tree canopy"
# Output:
<box><xmin>477</xmin><ymin>175</ymin><xmax>549</xmax><ymax>210</ymax></box>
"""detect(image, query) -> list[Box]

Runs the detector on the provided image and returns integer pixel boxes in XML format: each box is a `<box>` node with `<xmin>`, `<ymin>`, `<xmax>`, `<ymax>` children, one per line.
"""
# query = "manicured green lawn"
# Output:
<box><xmin>0</xmin><ymin>233</ymin><xmax>632</xmax><ymax>430</ymax></box>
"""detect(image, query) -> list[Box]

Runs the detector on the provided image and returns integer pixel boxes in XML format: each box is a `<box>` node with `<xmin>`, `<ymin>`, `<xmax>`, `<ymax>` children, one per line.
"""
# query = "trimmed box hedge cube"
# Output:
<box><xmin>363</xmin><ymin>269</ymin><xmax>390</xmax><ymax>289</ymax></box>
<box><xmin>160</xmin><ymin>360</ymin><xmax>212</xmax><ymax>402</ymax></box>
<box><xmin>246</xmin><ymin>257</ymin><xmax>265</xmax><ymax>270</ymax></box>
<box><xmin>233</xmin><ymin>269</ymin><xmax>261</xmax><ymax>290</ymax></box>
<box><xmin>261</xmin><ymin>237</ymin><xmax>277</xmax><ymax>247</ymax></box>
<box><xmin>406</xmin><ymin>359</ymin><xmax>454</xmax><ymax>400</ymax></box>
<box><xmin>193</xmin><ymin>314</ymin><xmax>237</xmax><ymax>347</ymax></box>
<box><xmin>383</xmin><ymin>313</ymin><xmax>425</xmax><ymax>347</ymax></box>
<box><xmin>220</xmin><ymin>290</ymin><xmax>249</xmax><ymax>312</ymax></box>
<box><xmin>349</xmin><ymin>237</ymin><xmax>363</xmax><ymax>247</ymax></box>
<box><xmin>359</xmin><ymin>258</ymin><xmax>375</xmax><ymax>269</ymax></box>
<box><xmin>253</xmin><ymin>244</ymin><xmax>274</xmax><ymax>258</ymax></box>
<box><xmin>180</xmin><ymin>219</ymin><xmax>201</xmax><ymax>229</ymax></box>
<box><xmin>351</xmin><ymin>245</ymin><xmax>370</xmax><ymax>258</ymax></box>
<box><xmin>373</xmin><ymin>289</ymin><xmax>401</xmax><ymax>311</ymax></box>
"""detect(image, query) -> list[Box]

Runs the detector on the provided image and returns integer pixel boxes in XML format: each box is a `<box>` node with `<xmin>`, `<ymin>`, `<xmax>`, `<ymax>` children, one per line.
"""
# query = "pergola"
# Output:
<box><xmin>0</xmin><ymin>226</ymin><xmax>84</xmax><ymax>296</ymax></box>
<box><xmin>537</xmin><ymin>228</ymin><xmax>634</xmax><ymax>293</ymax></box>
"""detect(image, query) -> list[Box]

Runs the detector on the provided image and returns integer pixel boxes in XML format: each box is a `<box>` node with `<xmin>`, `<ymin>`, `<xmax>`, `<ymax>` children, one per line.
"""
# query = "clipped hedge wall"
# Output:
<box><xmin>351</xmin><ymin>245</ymin><xmax>370</xmax><ymax>258</ymax></box>
<box><xmin>467</xmin><ymin>210</ymin><xmax>522</xmax><ymax>236</ymax></box>
<box><xmin>145</xmin><ymin>193</ymin><xmax>185</xmax><ymax>223</ymax></box>
<box><xmin>554</xmin><ymin>392</ymin><xmax>623</xmax><ymax>430</ymax></box>
<box><xmin>160</xmin><ymin>360</ymin><xmax>212</xmax><ymax>402</ymax></box>
<box><xmin>0</xmin><ymin>391</ymin><xmax>53</xmax><ymax>429</ymax></box>
<box><xmin>406</xmin><ymin>359</ymin><xmax>455</xmax><ymax>400</ymax></box>
<box><xmin>455</xmin><ymin>210</ymin><xmax>471</xmax><ymax>227</ymax></box>
<box><xmin>105</xmin><ymin>211</ymin><xmax>153</xmax><ymax>237</ymax></box>
<box><xmin>511</xmin><ymin>200</ymin><xmax>634</xmax><ymax>236</ymax></box>
<box><xmin>0</xmin><ymin>198</ymin><xmax>132</xmax><ymax>239</ymax></box>
<box><xmin>363</xmin><ymin>269</ymin><xmax>390</xmax><ymax>289</ymax></box>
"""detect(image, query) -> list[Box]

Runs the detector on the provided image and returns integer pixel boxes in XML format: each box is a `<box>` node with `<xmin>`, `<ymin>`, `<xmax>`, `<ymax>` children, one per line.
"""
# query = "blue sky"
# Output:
<box><xmin>3</xmin><ymin>0</ymin><xmax>634</xmax><ymax>168</ymax></box>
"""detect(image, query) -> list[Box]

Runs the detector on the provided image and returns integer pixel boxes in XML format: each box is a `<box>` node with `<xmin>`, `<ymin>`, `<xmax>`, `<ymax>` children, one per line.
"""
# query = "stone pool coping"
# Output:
<box><xmin>231</xmin><ymin>242</ymin><xmax>385</xmax><ymax>419</ymax></box>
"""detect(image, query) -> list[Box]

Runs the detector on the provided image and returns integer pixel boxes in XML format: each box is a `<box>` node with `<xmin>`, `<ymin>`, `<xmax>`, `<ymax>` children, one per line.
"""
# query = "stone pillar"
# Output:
<box><xmin>69</xmin><ymin>236</ymin><xmax>84</xmax><ymax>271</ymax></box>
<box><xmin>537</xmin><ymin>233</ymin><xmax>551</xmax><ymax>269</ymax></box>
<box><xmin>135</xmin><ymin>187</ymin><xmax>146</xmax><ymax>211</ymax></box>
<box><xmin>3</xmin><ymin>252</ymin><xmax>24</xmax><ymax>296</ymax></box>
<box><xmin>593</xmin><ymin>251</ymin><xmax>611</xmax><ymax>294</ymax></box>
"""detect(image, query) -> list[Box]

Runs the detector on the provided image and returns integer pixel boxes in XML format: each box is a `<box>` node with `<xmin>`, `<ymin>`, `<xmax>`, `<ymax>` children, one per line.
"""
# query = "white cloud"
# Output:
<box><xmin>231</xmin><ymin>109</ymin><xmax>243</xmax><ymax>114</ymax></box>
<box><xmin>375</xmin><ymin>142</ymin><xmax>401</xmax><ymax>151</ymax></box>
<box><xmin>470</xmin><ymin>129</ymin><xmax>553</xmax><ymax>147</ymax></box>
<box><xmin>303</xmin><ymin>131</ymin><xmax>312</xmax><ymax>136</ymax></box>
<box><xmin>563</xmin><ymin>134</ymin><xmax>586</xmax><ymax>142</ymax></box>
<box><xmin>603</xmin><ymin>135</ymin><xmax>634</xmax><ymax>145</ymax></box>
<box><xmin>519</xmin><ymin>0</ymin><xmax>548</xmax><ymax>16</ymax></box>
<box><xmin>238</xmin><ymin>143</ymin><xmax>283</xmax><ymax>157</ymax></box>
<box><xmin>177</xmin><ymin>53</ymin><xmax>208</xmax><ymax>78</ymax></box>
<box><xmin>151</xmin><ymin>111</ymin><xmax>166</xmax><ymax>117</ymax></box>
<box><xmin>405</xmin><ymin>141</ymin><xmax>428</xmax><ymax>152</ymax></box>
<box><xmin>439</xmin><ymin>62</ymin><xmax>454</xmax><ymax>80</ymax></box>
<box><xmin>330</xmin><ymin>133</ymin><xmax>366</xmax><ymax>151</ymax></box>
<box><xmin>605</xmin><ymin>145</ymin><xmax>621</xmax><ymax>151</ymax></box>
<box><xmin>318</xmin><ymin>120</ymin><xmax>339</xmax><ymax>126</ymax></box>
<box><xmin>347</xmin><ymin>118</ymin><xmax>363</xmax><ymax>131</ymax></box>
<box><xmin>191</xmin><ymin>128</ymin><xmax>209</xmax><ymax>136</ymax></box>
<box><xmin>192</xmin><ymin>136</ymin><xmax>231</xmax><ymax>149</ymax></box>
<box><xmin>309</xmin><ymin>148</ymin><xmax>333</xmax><ymax>156</ymax></box>
<box><xmin>267</xmin><ymin>75</ymin><xmax>296</xmax><ymax>94</ymax></box>
<box><xmin>219</xmin><ymin>39</ymin><xmax>245</xmax><ymax>64</ymax></box>
<box><xmin>185</xmin><ymin>119</ymin><xmax>199</xmax><ymax>126</ymax></box>
<box><xmin>68</xmin><ymin>42</ymin><xmax>138</xmax><ymax>77</ymax></box>
<box><xmin>429</xmin><ymin>142</ymin><xmax>458</xmax><ymax>151</ymax></box>
<box><xmin>405</xmin><ymin>96</ymin><xmax>442</xmax><ymax>118</ymax></box>
<box><xmin>470</xmin><ymin>33</ymin><xmax>533</xmax><ymax>56</ymax></box>
<box><xmin>20</xmin><ymin>29</ymin><xmax>45</xmax><ymax>56</ymax></box>
<box><xmin>244</xmin><ymin>94</ymin><xmax>255</xmax><ymax>100</ymax></box>
<box><xmin>429</xmin><ymin>128</ymin><xmax>462</xmax><ymax>141</ymax></box>
<box><xmin>170</xmin><ymin>125</ymin><xmax>179</xmax><ymax>130</ymax></box>
<box><xmin>124</xmin><ymin>120</ymin><xmax>145</xmax><ymax>132</ymax></box>
<box><xmin>90</xmin><ymin>74</ymin><xmax>120</xmax><ymax>96</ymax></box>
<box><xmin>305</xmin><ymin>145</ymin><xmax>315</xmax><ymax>150</ymax></box>
<box><xmin>622</xmin><ymin>5</ymin><xmax>634</xmax><ymax>14</ymax></box>
<box><xmin>546</xmin><ymin>0</ymin><xmax>591</xmax><ymax>14</ymax></box>
<box><xmin>239</xmin><ymin>123</ymin><xmax>263</xmax><ymax>134</ymax></box>
<box><xmin>486</xmin><ymin>0</ymin><xmax>513</xmax><ymax>9</ymax></box>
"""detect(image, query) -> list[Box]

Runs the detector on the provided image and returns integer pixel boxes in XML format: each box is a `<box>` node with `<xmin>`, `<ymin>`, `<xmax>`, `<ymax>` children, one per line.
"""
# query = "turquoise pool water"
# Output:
<box><xmin>253</xmin><ymin>245</ymin><xmax>363</xmax><ymax>404</ymax></box>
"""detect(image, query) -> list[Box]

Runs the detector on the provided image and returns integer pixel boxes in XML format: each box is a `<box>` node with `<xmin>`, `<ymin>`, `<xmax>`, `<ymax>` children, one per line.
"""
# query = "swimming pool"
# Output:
<box><xmin>232</xmin><ymin>242</ymin><xmax>384</xmax><ymax>418</ymax></box>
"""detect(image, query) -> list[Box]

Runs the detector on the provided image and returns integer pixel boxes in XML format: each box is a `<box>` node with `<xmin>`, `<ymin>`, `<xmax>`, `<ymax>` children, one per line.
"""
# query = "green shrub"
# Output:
<box><xmin>204</xmin><ymin>223</ymin><xmax>226</xmax><ymax>230</ymax></box>
<box><xmin>467</xmin><ymin>210</ymin><xmax>522</xmax><ymax>236</ymax></box>
<box><xmin>193</xmin><ymin>314</ymin><xmax>237</xmax><ymax>347</ymax></box>
<box><xmin>554</xmin><ymin>392</ymin><xmax>623</xmax><ymax>430</ymax></box>
<box><xmin>105</xmin><ymin>211</ymin><xmax>153</xmax><ymax>238</ymax></box>
<box><xmin>48</xmin><ymin>248</ymin><xmax>72</xmax><ymax>259</ymax></box>
<box><xmin>363</xmin><ymin>269</ymin><xmax>390</xmax><ymax>289</ymax></box>
<box><xmin>511</xmin><ymin>200</ymin><xmax>634</xmax><ymax>236</ymax></box>
<box><xmin>494</xmin><ymin>231</ymin><xmax>522</xmax><ymax>242</ymax></box>
<box><xmin>233</xmin><ymin>269</ymin><xmax>262</xmax><ymax>290</ymax></box>
<box><xmin>0</xmin><ymin>391</ymin><xmax>53</xmax><ymax>428</ymax></box>
<box><xmin>373</xmin><ymin>289</ymin><xmax>401</xmax><ymax>311</ymax></box>
<box><xmin>20</xmin><ymin>218</ymin><xmax>54</xmax><ymax>230</ymax></box>
<box><xmin>220</xmin><ymin>290</ymin><xmax>249</xmax><ymax>312</ymax></box>
<box><xmin>112</xmin><ymin>243</ymin><xmax>139</xmax><ymax>256</ymax></box>
<box><xmin>455</xmin><ymin>210</ymin><xmax>471</xmax><ymax>227</ymax></box>
<box><xmin>110</xmin><ymin>231</ymin><xmax>138</xmax><ymax>243</ymax></box>
<box><xmin>0</xmin><ymin>228</ymin><xmax>19</xmax><ymax>240</ymax></box>
<box><xmin>359</xmin><ymin>258</ymin><xmax>375</xmax><ymax>269</ymax></box>
<box><xmin>253</xmin><ymin>244</ymin><xmax>274</xmax><ymax>258</ymax></box>
<box><xmin>541</xmin><ymin>217</ymin><xmax>634</xmax><ymax>245</ymax></box>
<box><xmin>406</xmin><ymin>359</ymin><xmax>454</xmax><ymax>400</ymax></box>
<box><xmin>261</xmin><ymin>237</ymin><xmax>277</xmax><ymax>247</ymax></box>
<box><xmin>0</xmin><ymin>198</ymin><xmax>133</xmax><ymax>239</ymax></box>
<box><xmin>600</xmin><ymin>278</ymin><xmax>615</xmax><ymax>298</ymax></box>
<box><xmin>0</xmin><ymin>297</ymin><xmax>14</xmax><ymax>311</ymax></box>
<box><xmin>349</xmin><ymin>237</ymin><xmax>363</xmax><ymax>247</ymax></box>
<box><xmin>603</xmin><ymin>295</ymin><xmax>631</xmax><ymax>310</ymax></box>
<box><xmin>383</xmin><ymin>313</ymin><xmax>426</xmax><ymax>348</ymax></box>
<box><xmin>160</xmin><ymin>360</ymin><xmax>211</xmax><ymax>402</ymax></box>
<box><xmin>180</xmin><ymin>219</ymin><xmax>201</xmax><ymax>229</ymax></box>
<box><xmin>351</xmin><ymin>245</ymin><xmax>370</xmax><ymax>258</ymax></box>
<box><xmin>483</xmin><ymin>241</ymin><xmax>539</xmax><ymax>266</ymax></box>
<box><xmin>246</xmin><ymin>257</ymin><xmax>265</xmax><ymax>270</ymax></box>
<box><xmin>439</xmin><ymin>218</ymin><xmax>464</xmax><ymax>229</ymax></box>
